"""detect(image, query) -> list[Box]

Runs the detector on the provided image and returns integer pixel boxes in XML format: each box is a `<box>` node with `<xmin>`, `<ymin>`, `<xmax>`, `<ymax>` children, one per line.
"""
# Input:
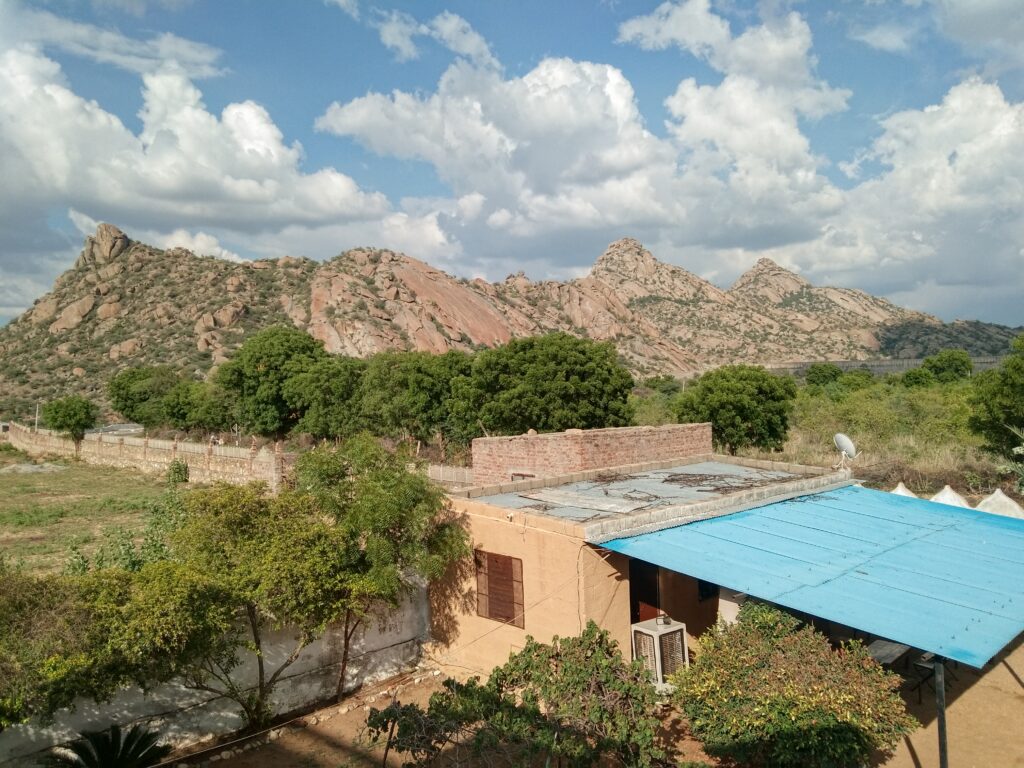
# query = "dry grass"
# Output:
<box><xmin>0</xmin><ymin>444</ymin><xmax>171</xmax><ymax>573</ymax></box>
<box><xmin>741</xmin><ymin>430</ymin><xmax>1013</xmax><ymax>504</ymax></box>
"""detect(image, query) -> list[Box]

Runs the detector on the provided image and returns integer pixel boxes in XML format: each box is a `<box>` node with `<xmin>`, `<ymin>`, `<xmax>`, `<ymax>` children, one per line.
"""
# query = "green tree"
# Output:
<box><xmin>0</xmin><ymin>563</ymin><xmax>131</xmax><ymax>731</ymax></box>
<box><xmin>107</xmin><ymin>366</ymin><xmax>181</xmax><ymax>427</ymax></box>
<box><xmin>292</xmin><ymin>437</ymin><xmax>469</xmax><ymax>697</ymax></box>
<box><xmin>969</xmin><ymin>335</ymin><xmax>1024</xmax><ymax>455</ymax></box>
<box><xmin>367</xmin><ymin>622</ymin><xmax>663</xmax><ymax>768</ymax></box>
<box><xmin>357</xmin><ymin>350</ymin><xmax>470</xmax><ymax>444</ymax></box>
<box><xmin>161</xmin><ymin>381</ymin><xmax>237</xmax><ymax>433</ymax></box>
<box><xmin>922</xmin><ymin>348</ymin><xmax>973</xmax><ymax>383</ymax></box>
<box><xmin>641</xmin><ymin>374</ymin><xmax>682</xmax><ymax>397</ymax></box>
<box><xmin>675</xmin><ymin>365</ymin><xmax>796</xmax><ymax>454</ymax></box>
<box><xmin>673</xmin><ymin>604</ymin><xmax>916</xmax><ymax>768</ymax></box>
<box><xmin>283</xmin><ymin>356</ymin><xmax>367</xmax><ymax>439</ymax></box>
<box><xmin>42</xmin><ymin>395</ymin><xmax>99</xmax><ymax>450</ymax></box>
<box><xmin>804</xmin><ymin>362</ymin><xmax>843</xmax><ymax>387</ymax></box>
<box><xmin>449</xmin><ymin>333</ymin><xmax>634</xmax><ymax>441</ymax></box>
<box><xmin>215</xmin><ymin>326</ymin><xmax>327</xmax><ymax>436</ymax></box>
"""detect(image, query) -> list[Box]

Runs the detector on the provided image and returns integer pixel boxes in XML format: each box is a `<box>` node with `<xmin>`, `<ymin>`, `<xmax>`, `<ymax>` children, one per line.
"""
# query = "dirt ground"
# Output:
<box><xmin>882</xmin><ymin>635</ymin><xmax>1024</xmax><ymax>768</ymax></box>
<box><xmin>193</xmin><ymin>636</ymin><xmax>1024</xmax><ymax>768</ymax></box>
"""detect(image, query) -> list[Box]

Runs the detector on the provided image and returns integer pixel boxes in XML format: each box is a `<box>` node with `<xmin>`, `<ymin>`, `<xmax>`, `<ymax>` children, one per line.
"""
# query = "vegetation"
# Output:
<box><xmin>0</xmin><ymin>437</ymin><xmax>468</xmax><ymax>731</ymax></box>
<box><xmin>42</xmin><ymin>395</ymin><xmax>99</xmax><ymax>445</ymax></box>
<box><xmin>367</xmin><ymin>622</ymin><xmax>664</xmax><ymax>768</ymax></box>
<box><xmin>282</xmin><ymin>355</ymin><xmax>367</xmax><ymax>439</ymax></box>
<box><xmin>449</xmin><ymin>333</ymin><xmax>634</xmax><ymax>441</ymax></box>
<box><xmin>107</xmin><ymin>366</ymin><xmax>181</xmax><ymax>428</ymax></box>
<box><xmin>672</xmin><ymin>604</ymin><xmax>916</xmax><ymax>768</ymax></box>
<box><xmin>922</xmin><ymin>348</ymin><xmax>973</xmax><ymax>383</ymax></box>
<box><xmin>803</xmin><ymin>362</ymin><xmax>842</xmax><ymax>387</ymax></box>
<box><xmin>969</xmin><ymin>334</ymin><xmax>1024</xmax><ymax>456</ymax></box>
<box><xmin>675</xmin><ymin>365</ymin><xmax>797</xmax><ymax>454</ymax></box>
<box><xmin>49</xmin><ymin>724</ymin><xmax>171</xmax><ymax>767</ymax></box>
<box><xmin>215</xmin><ymin>325</ymin><xmax>327</xmax><ymax>437</ymax></box>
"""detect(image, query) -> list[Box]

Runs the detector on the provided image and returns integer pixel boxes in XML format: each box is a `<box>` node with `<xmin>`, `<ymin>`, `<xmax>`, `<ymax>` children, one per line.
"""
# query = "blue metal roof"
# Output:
<box><xmin>602</xmin><ymin>485</ymin><xmax>1024</xmax><ymax>667</ymax></box>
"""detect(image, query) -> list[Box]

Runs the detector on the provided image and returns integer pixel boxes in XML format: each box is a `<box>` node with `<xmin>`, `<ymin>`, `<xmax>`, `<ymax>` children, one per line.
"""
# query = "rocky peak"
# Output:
<box><xmin>591</xmin><ymin>238</ymin><xmax>662</xmax><ymax>279</ymax></box>
<box><xmin>730</xmin><ymin>257</ymin><xmax>811</xmax><ymax>303</ymax></box>
<box><xmin>75</xmin><ymin>224</ymin><xmax>133</xmax><ymax>269</ymax></box>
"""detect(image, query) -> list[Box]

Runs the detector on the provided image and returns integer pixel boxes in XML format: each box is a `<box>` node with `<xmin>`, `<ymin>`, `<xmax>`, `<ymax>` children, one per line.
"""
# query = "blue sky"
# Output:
<box><xmin>1</xmin><ymin>0</ymin><xmax>1023</xmax><ymax>326</ymax></box>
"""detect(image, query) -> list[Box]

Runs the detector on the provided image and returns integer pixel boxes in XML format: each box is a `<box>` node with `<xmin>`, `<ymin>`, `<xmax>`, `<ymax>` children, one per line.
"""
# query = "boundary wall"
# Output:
<box><xmin>6</xmin><ymin>422</ymin><xmax>289</xmax><ymax>491</ymax></box>
<box><xmin>0</xmin><ymin>593</ymin><xmax>429</xmax><ymax>765</ymax></box>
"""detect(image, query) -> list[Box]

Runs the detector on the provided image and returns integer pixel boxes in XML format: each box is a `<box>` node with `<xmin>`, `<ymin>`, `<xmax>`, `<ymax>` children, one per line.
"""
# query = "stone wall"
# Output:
<box><xmin>471</xmin><ymin>423</ymin><xmax>713</xmax><ymax>487</ymax></box>
<box><xmin>6</xmin><ymin>422</ymin><xmax>289</xmax><ymax>491</ymax></box>
<box><xmin>0</xmin><ymin>593</ymin><xmax>429</xmax><ymax>765</ymax></box>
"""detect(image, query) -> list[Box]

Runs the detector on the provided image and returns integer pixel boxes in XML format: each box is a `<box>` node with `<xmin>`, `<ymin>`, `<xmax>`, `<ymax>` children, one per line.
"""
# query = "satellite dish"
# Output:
<box><xmin>833</xmin><ymin>433</ymin><xmax>858</xmax><ymax>470</ymax></box>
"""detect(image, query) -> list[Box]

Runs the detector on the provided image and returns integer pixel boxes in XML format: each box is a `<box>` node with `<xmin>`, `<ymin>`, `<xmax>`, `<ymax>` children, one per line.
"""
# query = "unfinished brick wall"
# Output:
<box><xmin>471</xmin><ymin>423</ymin><xmax>712</xmax><ymax>486</ymax></box>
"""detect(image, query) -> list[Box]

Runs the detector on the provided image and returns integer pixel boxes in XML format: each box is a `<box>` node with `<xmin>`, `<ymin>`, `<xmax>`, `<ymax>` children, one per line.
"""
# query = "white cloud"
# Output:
<box><xmin>371</xmin><ymin>9</ymin><xmax>499</xmax><ymax>68</ymax></box>
<box><xmin>145</xmin><ymin>228</ymin><xmax>245</xmax><ymax>262</ymax></box>
<box><xmin>11</xmin><ymin>7</ymin><xmax>223</xmax><ymax>78</ymax></box>
<box><xmin>851</xmin><ymin>23</ymin><xmax>916</xmax><ymax>53</ymax></box>
<box><xmin>89</xmin><ymin>0</ymin><xmax>194</xmax><ymax>15</ymax></box>
<box><xmin>325</xmin><ymin>0</ymin><xmax>358</xmax><ymax>21</ymax></box>
<box><xmin>929</xmin><ymin>0</ymin><xmax>1024</xmax><ymax>69</ymax></box>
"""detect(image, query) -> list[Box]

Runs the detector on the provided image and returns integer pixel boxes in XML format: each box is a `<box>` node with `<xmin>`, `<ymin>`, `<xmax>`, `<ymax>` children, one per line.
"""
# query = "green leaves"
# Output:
<box><xmin>42</xmin><ymin>395</ymin><xmax>98</xmax><ymax>443</ymax></box>
<box><xmin>969</xmin><ymin>333</ymin><xmax>1024</xmax><ymax>455</ymax></box>
<box><xmin>673</xmin><ymin>604</ymin><xmax>916</xmax><ymax>768</ymax></box>
<box><xmin>367</xmin><ymin>622</ymin><xmax>663</xmax><ymax>768</ymax></box>
<box><xmin>675</xmin><ymin>365</ymin><xmax>797</xmax><ymax>454</ymax></box>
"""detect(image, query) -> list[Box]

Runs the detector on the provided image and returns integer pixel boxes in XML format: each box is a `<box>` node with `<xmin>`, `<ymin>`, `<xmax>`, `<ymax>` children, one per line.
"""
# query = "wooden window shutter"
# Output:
<box><xmin>475</xmin><ymin>550</ymin><xmax>524</xmax><ymax>629</ymax></box>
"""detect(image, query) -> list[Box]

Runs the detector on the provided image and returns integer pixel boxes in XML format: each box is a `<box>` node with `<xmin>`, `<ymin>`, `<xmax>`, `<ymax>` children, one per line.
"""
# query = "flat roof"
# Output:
<box><xmin>603</xmin><ymin>485</ymin><xmax>1024</xmax><ymax>668</ymax></box>
<box><xmin>475</xmin><ymin>461</ymin><xmax>802</xmax><ymax>524</ymax></box>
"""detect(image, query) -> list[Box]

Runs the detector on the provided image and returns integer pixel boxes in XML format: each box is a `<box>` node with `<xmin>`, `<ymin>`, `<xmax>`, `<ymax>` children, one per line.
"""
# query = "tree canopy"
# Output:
<box><xmin>215</xmin><ymin>325</ymin><xmax>327</xmax><ymax>437</ymax></box>
<box><xmin>107</xmin><ymin>366</ymin><xmax>181</xmax><ymax>427</ymax></box>
<box><xmin>42</xmin><ymin>395</ymin><xmax>99</xmax><ymax>444</ymax></box>
<box><xmin>674</xmin><ymin>365</ymin><xmax>796</xmax><ymax>454</ymax></box>
<box><xmin>922</xmin><ymin>348</ymin><xmax>973</xmax><ymax>383</ymax></box>
<box><xmin>449</xmin><ymin>333</ymin><xmax>634</xmax><ymax>440</ymax></box>
<box><xmin>282</xmin><ymin>356</ymin><xmax>367</xmax><ymax>440</ymax></box>
<box><xmin>969</xmin><ymin>334</ymin><xmax>1024</xmax><ymax>455</ymax></box>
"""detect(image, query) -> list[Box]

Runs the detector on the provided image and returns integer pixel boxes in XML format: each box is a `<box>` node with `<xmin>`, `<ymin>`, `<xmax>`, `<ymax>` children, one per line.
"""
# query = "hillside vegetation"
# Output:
<box><xmin>2</xmin><ymin>223</ymin><xmax>1018</xmax><ymax>421</ymax></box>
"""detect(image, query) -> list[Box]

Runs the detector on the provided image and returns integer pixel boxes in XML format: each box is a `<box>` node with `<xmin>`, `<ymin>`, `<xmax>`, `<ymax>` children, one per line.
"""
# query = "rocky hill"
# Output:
<box><xmin>0</xmin><ymin>224</ymin><xmax>1018</xmax><ymax>420</ymax></box>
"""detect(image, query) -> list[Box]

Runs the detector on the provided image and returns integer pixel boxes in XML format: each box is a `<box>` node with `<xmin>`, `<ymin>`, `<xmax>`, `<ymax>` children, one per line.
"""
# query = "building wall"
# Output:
<box><xmin>471</xmin><ymin>424</ymin><xmax>712</xmax><ymax>487</ymax></box>
<box><xmin>0</xmin><ymin>593</ymin><xmax>428</xmax><ymax>765</ymax></box>
<box><xmin>6</xmin><ymin>422</ymin><xmax>290</xmax><ymax>491</ymax></box>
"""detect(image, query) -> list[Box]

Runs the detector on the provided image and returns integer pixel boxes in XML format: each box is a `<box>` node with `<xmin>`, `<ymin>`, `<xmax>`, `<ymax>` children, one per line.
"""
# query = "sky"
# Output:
<box><xmin>1</xmin><ymin>0</ymin><xmax>1023</xmax><ymax>327</ymax></box>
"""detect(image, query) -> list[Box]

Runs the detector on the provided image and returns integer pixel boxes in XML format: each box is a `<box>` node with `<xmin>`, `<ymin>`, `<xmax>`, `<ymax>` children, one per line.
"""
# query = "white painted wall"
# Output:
<box><xmin>0</xmin><ymin>591</ymin><xmax>429</xmax><ymax>766</ymax></box>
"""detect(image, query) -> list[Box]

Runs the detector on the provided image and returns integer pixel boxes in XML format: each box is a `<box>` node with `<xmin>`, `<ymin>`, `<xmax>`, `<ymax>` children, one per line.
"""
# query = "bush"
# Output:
<box><xmin>673</xmin><ymin>604</ymin><xmax>916</xmax><ymax>768</ymax></box>
<box><xmin>166</xmin><ymin>460</ymin><xmax>189</xmax><ymax>485</ymax></box>
<box><xmin>675</xmin><ymin>365</ymin><xmax>797</xmax><ymax>454</ymax></box>
<box><xmin>804</xmin><ymin>362</ymin><xmax>843</xmax><ymax>387</ymax></box>
<box><xmin>969</xmin><ymin>334</ymin><xmax>1024</xmax><ymax>455</ymax></box>
<box><xmin>42</xmin><ymin>395</ymin><xmax>98</xmax><ymax>444</ymax></box>
<box><xmin>901</xmin><ymin>367</ymin><xmax>936</xmax><ymax>388</ymax></box>
<box><xmin>50</xmin><ymin>724</ymin><xmax>171</xmax><ymax>767</ymax></box>
<box><xmin>922</xmin><ymin>348</ymin><xmax>972</xmax><ymax>383</ymax></box>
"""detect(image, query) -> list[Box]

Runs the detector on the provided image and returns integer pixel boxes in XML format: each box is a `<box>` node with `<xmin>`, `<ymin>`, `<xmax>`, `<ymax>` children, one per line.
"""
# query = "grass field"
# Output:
<box><xmin>0</xmin><ymin>443</ymin><xmax>171</xmax><ymax>573</ymax></box>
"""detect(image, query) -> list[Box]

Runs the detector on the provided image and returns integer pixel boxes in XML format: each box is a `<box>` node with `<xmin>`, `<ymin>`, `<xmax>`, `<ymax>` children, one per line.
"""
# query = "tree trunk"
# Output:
<box><xmin>335</xmin><ymin>610</ymin><xmax>363</xmax><ymax>700</ymax></box>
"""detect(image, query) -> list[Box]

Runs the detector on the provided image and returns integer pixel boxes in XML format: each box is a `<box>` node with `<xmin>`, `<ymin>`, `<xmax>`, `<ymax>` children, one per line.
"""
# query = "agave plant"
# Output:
<box><xmin>49</xmin><ymin>724</ymin><xmax>172</xmax><ymax>768</ymax></box>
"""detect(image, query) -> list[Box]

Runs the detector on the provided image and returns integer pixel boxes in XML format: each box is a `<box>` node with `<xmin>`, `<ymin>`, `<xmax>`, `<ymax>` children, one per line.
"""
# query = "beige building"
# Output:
<box><xmin>429</xmin><ymin>424</ymin><xmax>851</xmax><ymax>675</ymax></box>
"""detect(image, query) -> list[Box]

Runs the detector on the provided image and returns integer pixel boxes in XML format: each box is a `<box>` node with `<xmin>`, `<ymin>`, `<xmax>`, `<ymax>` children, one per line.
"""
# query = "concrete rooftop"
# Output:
<box><xmin>459</xmin><ymin>456</ymin><xmax>854</xmax><ymax>542</ymax></box>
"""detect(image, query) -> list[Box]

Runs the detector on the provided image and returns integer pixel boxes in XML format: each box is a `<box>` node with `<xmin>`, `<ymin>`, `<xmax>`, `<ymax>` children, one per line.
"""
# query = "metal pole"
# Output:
<box><xmin>935</xmin><ymin>657</ymin><xmax>949</xmax><ymax>768</ymax></box>
<box><xmin>34</xmin><ymin>402</ymin><xmax>40</xmax><ymax>433</ymax></box>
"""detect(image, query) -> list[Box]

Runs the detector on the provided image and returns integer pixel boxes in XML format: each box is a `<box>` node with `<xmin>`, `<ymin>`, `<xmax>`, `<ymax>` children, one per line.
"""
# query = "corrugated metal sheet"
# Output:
<box><xmin>602</xmin><ymin>485</ymin><xmax>1024</xmax><ymax>668</ymax></box>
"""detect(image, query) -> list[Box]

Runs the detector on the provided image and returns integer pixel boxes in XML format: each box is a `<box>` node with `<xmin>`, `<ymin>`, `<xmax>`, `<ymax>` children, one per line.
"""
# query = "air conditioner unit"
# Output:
<box><xmin>632</xmin><ymin>616</ymin><xmax>689</xmax><ymax>689</ymax></box>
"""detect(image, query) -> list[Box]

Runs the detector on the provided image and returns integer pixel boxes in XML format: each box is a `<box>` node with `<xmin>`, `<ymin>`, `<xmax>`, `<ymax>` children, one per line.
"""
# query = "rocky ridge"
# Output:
<box><xmin>0</xmin><ymin>225</ymin><xmax>1018</xmax><ymax>419</ymax></box>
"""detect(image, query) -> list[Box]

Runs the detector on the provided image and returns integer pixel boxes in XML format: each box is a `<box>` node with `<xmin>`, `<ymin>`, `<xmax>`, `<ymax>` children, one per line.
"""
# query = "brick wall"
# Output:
<box><xmin>6</xmin><ymin>422</ymin><xmax>290</xmax><ymax>491</ymax></box>
<box><xmin>471</xmin><ymin>423</ymin><xmax>712</xmax><ymax>486</ymax></box>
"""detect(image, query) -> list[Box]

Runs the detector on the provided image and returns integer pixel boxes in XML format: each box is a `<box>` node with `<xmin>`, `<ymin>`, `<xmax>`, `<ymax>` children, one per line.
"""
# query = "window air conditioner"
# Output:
<box><xmin>631</xmin><ymin>616</ymin><xmax>689</xmax><ymax>689</ymax></box>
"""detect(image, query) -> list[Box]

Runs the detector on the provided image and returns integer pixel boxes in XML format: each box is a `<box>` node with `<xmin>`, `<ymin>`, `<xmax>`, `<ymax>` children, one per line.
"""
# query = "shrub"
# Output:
<box><xmin>673</xmin><ymin>604</ymin><xmax>916</xmax><ymax>768</ymax></box>
<box><xmin>166</xmin><ymin>460</ymin><xmax>189</xmax><ymax>485</ymax></box>
<box><xmin>969</xmin><ymin>334</ymin><xmax>1024</xmax><ymax>455</ymax></box>
<box><xmin>901</xmin><ymin>367</ymin><xmax>936</xmax><ymax>388</ymax></box>
<box><xmin>922</xmin><ymin>348</ymin><xmax>972</xmax><ymax>383</ymax></box>
<box><xmin>50</xmin><ymin>724</ymin><xmax>171</xmax><ymax>767</ymax></box>
<box><xmin>804</xmin><ymin>362</ymin><xmax>843</xmax><ymax>387</ymax></box>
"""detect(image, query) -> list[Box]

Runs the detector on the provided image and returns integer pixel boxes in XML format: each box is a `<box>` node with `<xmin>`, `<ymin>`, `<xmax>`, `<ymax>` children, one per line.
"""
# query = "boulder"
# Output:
<box><xmin>97</xmin><ymin>301</ymin><xmax>122</xmax><ymax>320</ymax></box>
<box><xmin>48</xmin><ymin>295</ymin><xmax>96</xmax><ymax>334</ymax></box>
<box><xmin>108</xmin><ymin>338</ymin><xmax>141</xmax><ymax>360</ymax></box>
<box><xmin>76</xmin><ymin>223</ymin><xmax>131</xmax><ymax>268</ymax></box>
<box><xmin>213</xmin><ymin>301</ymin><xmax>245</xmax><ymax>328</ymax></box>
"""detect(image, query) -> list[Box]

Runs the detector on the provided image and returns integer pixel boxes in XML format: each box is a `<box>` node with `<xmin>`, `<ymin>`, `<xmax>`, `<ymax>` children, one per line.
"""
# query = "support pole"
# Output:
<box><xmin>935</xmin><ymin>657</ymin><xmax>948</xmax><ymax>768</ymax></box>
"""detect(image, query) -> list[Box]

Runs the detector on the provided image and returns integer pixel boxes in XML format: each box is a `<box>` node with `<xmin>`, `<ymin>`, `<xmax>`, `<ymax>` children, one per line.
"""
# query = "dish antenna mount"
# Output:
<box><xmin>833</xmin><ymin>433</ymin><xmax>858</xmax><ymax>471</ymax></box>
